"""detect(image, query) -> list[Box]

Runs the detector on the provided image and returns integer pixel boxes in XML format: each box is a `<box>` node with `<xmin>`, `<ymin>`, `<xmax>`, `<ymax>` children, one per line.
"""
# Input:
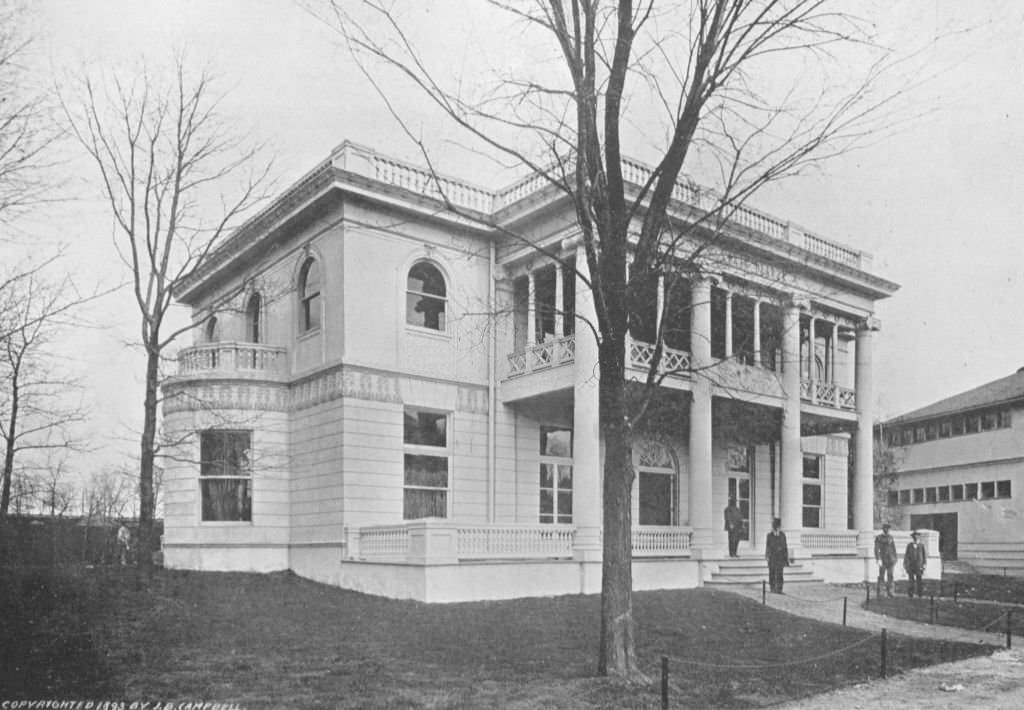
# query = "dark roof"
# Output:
<box><xmin>885</xmin><ymin>369</ymin><xmax>1024</xmax><ymax>425</ymax></box>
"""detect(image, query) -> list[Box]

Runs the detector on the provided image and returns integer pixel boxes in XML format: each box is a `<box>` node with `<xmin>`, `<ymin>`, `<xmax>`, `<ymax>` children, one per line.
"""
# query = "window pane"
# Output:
<box><xmin>981</xmin><ymin>481</ymin><xmax>995</xmax><ymax>499</ymax></box>
<box><xmin>899</xmin><ymin>489</ymin><xmax>911</xmax><ymax>504</ymax></box>
<box><xmin>558</xmin><ymin>464</ymin><xmax>573</xmax><ymax>489</ymax></box>
<box><xmin>406</xmin><ymin>292</ymin><xmax>446</xmax><ymax>330</ymax></box>
<box><xmin>887</xmin><ymin>490</ymin><xmax>899</xmax><ymax>506</ymax></box>
<box><xmin>803</xmin><ymin>483</ymin><xmax>821</xmax><ymax>506</ymax></box>
<box><xmin>407</xmin><ymin>263</ymin><xmax>446</xmax><ymax>296</ymax></box>
<box><xmin>938</xmin><ymin>486</ymin><xmax>950</xmax><ymax>502</ymax></box>
<box><xmin>540</xmin><ymin>463</ymin><xmax>554</xmax><ymax>489</ymax></box>
<box><xmin>925</xmin><ymin>487</ymin><xmax>937</xmax><ymax>503</ymax></box>
<box><xmin>1000</xmin><ymin>410</ymin><xmax>1013</xmax><ymax>428</ymax></box>
<box><xmin>913</xmin><ymin>488</ymin><xmax>924</xmax><ymax>503</ymax></box>
<box><xmin>966</xmin><ymin>483</ymin><xmax>978</xmax><ymax>499</ymax></box>
<box><xmin>541</xmin><ymin>427</ymin><xmax>573</xmax><ymax>457</ymax></box>
<box><xmin>802</xmin><ymin>506</ymin><xmax>820</xmax><ymax>528</ymax></box>
<box><xmin>982</xmin><ymin>412</ymin><xmax>998</xmax><ymax>431</ymax></box>
<box><xmin>403</xmin><ymin>489</ymin><xmax>447</xmax><ymax>519</ymax></box>
<box><xmin>639</xmin><ymin>472</ymin><xmax>673</xmax><ymax>526</ymax></box>
<box><xmin>539</xmin><ymin>489</ymin><xmax>553</xmax><ymax>517</ymax></box>
<box><xmin>951</xmin><ymin>484</ymin><xmax>964</xmax><ymax>501</ymax></box>
<box><xmin>998</xmin><ymin>480</ymin><xmax>1012</xmax><ymax>498</ymax></box>
<box><xmin>200</xmin><ymin>431</ymin><xmax>226</xmax><ymax>477</ymax></box>
<box><xmin>302</xmin><ymin>259</ymin><xmax>320</xmax><ymax>295</ymax></box>
<box><xmin>939</xmin><ymin>421</ymin><xmax>952</xmax><ymax>438</ymax></box>
<box><xmin>802</xmin><ymin>455</ymin><xmax>821</xmax><ymax>479</ymax></box>
<box><xmin>404</xmin><ymin>409</ymin><xmax>447</xmax><ymax>447</ymax></box>
<box><xmin>557</xmin><ymin>490</ymin><xmax>573</xmax><ymax>518</ymax></box>
<box><xmin>201</xmin><ymin>479</ymin><xmax>251</xmax><ymax>522</ymax></box>
<box><xmin>404</xmin><ymin>455</ymin><xmax>448</xmax><ymax>488</ymax></box>
<box><xmin>304</xmin><ymin>293</ymin><xmax>321</xmax><ymax>331</ymax></box>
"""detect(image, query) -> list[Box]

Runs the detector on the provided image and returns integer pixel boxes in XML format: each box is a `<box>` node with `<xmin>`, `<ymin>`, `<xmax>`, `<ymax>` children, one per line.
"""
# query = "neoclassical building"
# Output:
<box><xmin>161</xmin><ymin>142</ymin><xmax>899</xmax><ymax>601</ymax></box>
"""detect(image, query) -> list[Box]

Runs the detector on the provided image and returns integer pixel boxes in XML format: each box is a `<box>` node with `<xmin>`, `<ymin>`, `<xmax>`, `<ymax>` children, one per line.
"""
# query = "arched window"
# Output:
<box><xmin>245</xmin><ymin>293</ymin><xmax>262</xmax><ymax>343</ymax></box>
<box><xmin>635</xmin><ymin>440</ymin><xmax>678</xmax><ymax>526</ymax></box>
<box><xmin>205</xmin><ymin>316</ymin><xmax>219</xmax><ymax>343</ymax></box>
<box><xmin>406</xmin><ymin>261</ymin><xmax>447</xmax><ymax>331</ymax></box>
<box><xmin>298</xmin><ymin>258</ymin><xmax>321</xmax><ymax>332</ymax></box>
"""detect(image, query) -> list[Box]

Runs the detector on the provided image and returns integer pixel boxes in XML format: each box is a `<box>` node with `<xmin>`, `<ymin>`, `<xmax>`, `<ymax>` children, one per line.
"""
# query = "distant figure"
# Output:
<box><xmin>765</xmin><ymin>518</ymin><xmax>789</xmax><ymax>593</ymax></box>
<box><xmin>724</xmin><ymin>497</ymin><xmax>744</xmax><ymax>558</ymax></box>
<box><xmin>903</xmin><ymin>530</ymin><xmax>927</xmax><ymax>598</ymax></box>
<box><xmin>117</xmin><ymin>522</ymin><xmax>132</xmax><ymax>566</ymax></box>
<box><xmin>874</xmin><ymin>523</ymin><xmax>898</xmax><ymax>598</ymax></box>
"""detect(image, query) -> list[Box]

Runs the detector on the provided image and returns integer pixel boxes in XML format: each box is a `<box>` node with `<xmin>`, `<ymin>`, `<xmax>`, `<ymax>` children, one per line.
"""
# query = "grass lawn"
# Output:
<box><xmin>0</xmin><ymin>567</ymin><xmax>997</xmax><ymax>709</ymax></box>
<box><xmin>859</xmin><ymin>573</ymin><xmax>1024</xmax><ymax>637</ymax></box>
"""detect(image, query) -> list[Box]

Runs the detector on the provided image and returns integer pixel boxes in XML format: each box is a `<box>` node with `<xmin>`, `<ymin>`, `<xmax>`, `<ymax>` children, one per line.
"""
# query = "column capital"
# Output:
<box><xmin>785</xmin><ymin>294</ymin><xmax>812</xmax><ymax>311</ymax></box>
<box><xmin>857</xmin><ymin>316</ymin><xmax>882</xmax><ymax>333</ymax></box>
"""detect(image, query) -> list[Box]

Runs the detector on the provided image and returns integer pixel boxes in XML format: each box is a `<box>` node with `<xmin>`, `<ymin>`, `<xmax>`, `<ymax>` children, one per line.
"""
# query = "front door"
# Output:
<box><xmin>727</xmin><ymin>476</ymin><xmax>751</xmax><ymax>545</ymax></box>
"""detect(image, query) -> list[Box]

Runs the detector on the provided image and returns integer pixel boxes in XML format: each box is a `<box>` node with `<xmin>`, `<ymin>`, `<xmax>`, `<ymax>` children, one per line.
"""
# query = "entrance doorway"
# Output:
<box><xmin>909</xmin><ymin>512</ymin><xmax>958</xmax><ymax>560</ymax></box>
<box><xmin>727</xmin><ymin>475</ymin><xmax>751</xmax><ymax>544</ymax></box>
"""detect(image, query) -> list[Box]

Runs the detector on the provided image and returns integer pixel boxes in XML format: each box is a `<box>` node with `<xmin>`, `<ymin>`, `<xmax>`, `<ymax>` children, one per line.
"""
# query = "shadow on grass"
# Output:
<box><xmin>0</xmin><ymin>566</ymin><xmax>997</xmax><ymax>709</ymax></box>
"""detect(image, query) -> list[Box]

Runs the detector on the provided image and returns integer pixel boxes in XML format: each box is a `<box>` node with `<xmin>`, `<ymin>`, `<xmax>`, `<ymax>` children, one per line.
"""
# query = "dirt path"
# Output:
<box><xmin>727</xmin><ymin>584</ymin><xmax>1024</xmax><ymax>708</ymax></box>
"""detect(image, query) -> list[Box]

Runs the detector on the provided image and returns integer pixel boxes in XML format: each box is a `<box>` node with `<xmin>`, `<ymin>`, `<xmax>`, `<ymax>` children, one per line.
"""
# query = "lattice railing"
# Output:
<box><xmin>801</xmin><ymin>379</ymin><xmax>856</xmax><ymax>411</ymax></box>
<box><xmin>457</xmin><ymin>524</ymin><xmax>575</xmax><ymax>559</ymax></box>
<box><xmin>506</xmin><ymin>335</ymin><xmax>576</xmax><ymax>378</ymax></box>
<box><xmin>632</xmin><ymin>526</ymin><xmax>693</xmax><ymax>557</ymax></box>
<box><xmin>627</xmin><ymin>338</ymin><xmax>691</xmax><ymax>375</ymax></box>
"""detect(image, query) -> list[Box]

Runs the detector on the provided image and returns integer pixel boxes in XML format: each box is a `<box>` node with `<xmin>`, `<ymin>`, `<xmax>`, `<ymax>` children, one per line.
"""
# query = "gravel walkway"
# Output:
<box><xmin>726</xmin><ymin>583</ymin><xmax>1024</xmax><ymax>709</ymax></box>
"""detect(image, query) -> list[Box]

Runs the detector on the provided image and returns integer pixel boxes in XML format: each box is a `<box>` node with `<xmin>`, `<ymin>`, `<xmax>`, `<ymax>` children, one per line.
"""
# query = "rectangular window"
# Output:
<box><xmin>902</xmin><ymin>428</ymin><xmax>914</xmax><ymax>445</ymax></box>
<box><xmin>981</xmin><ymin>481</ymin><xmax>996</xmax><ymax>499</ymax></box>
<box><xmin>887</xmin><ymin>490</ymin><xmax>899</xmax><ymax>506</ymax></box>
<box><xmin>925</xmin><ymin>487</ymin><xmax>937</xmax><ymax>503</ymax></box>
<box><xmin>802</xmin><ymin>455</ymin><xmax>822</xmax><ymax>527</ymax></box>
<box><xmin>912</xmin><ymin>488</ymin><xmax>924</xmax><ymax>504</ymax></box>
<box><xmin>899</xmin><ymin>489</ymin><xmax>911</xmax><ymax>505</ymax></box>
<box><xmin>1000</xmin><ymin>410</ymin><xmax>1013</xmax><ymax>428</ymax></box>
<box><xmin>887</xmin><ymin>430</ymin><xmax>901</xmax><ymax>448</ymax></box>
<box><xmin>914</xmin><ymin>427</ymin><xmax>926</xmax><ymax>443</ymax></box>
<box><xmin>199</xmin><ymin>430</ymin><xmax>252</xmax><ymax>522</ymax></box>
<box><xmin>998</xmin><ymin>480</ymin><xmax>1012</xmax><ymax>498</ymax></box>
<box><xmin>951</xmin><ymin>484</ymin><xmax>964</xmax><ymax>501</ymax></box>
<box><xmin>926</xmin><ymin>424</ymin><xmax>938</xmax><ymax>441</ymax></box>
<box><xmin>952</xmin><ymin>417</ymin><xmax>966</xmax><ymax>436</ymax></box>
<box><xmin>966</xmin><ymin>415</ymin><xmax>981</xmax><ymax>434</ymax></box>
<box><xmin>982</xmin><ymin>411</ymin><xmax>998</xmax><ymax>431</ymax></box>
<box><xmin>966</xmin><ymin>483</ymin><xmax>979</xmax><ymax>500</ymax></box>
<box><xmin>939</xmin><ymin>421</ymin><xmax>952</xmax><ymax>438</ymax></box>
<box><xmin>403</xmin><ymin>408</ymin><xmax>449</xmax><ymax>519</ymax></box>
<box><xmin>539</xmin><ymin>426</ymin><xmax>573</xmax><ymax>523</ymax></box>
<box><xmin>938</xmin><ymin>486</ymin><xmax>950</xmax><ymax>502</ymax></box>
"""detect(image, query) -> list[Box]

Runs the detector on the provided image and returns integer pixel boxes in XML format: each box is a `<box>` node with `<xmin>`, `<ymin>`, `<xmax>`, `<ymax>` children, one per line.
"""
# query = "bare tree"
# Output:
<box><xmin>314</xmin><ymin>0</ymin><xmax>917</xmax><ymax>676</ymax></box>
<box><xmin>61</xmin><ymin>57</ymin><xmax>273</xmax><ymax>576</ymax></box>
<box><xmin>0</xmin><ymin>267</ymin><xmax>89</xmax><ymax>518</ymax></box>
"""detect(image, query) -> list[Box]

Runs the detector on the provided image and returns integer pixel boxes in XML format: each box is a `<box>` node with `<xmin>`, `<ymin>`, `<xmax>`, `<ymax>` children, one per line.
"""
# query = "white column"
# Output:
<box><xmin>808</xmin><ymin>315</ymin><xmax>817</xmax><ymax>383</ymax></box>
<box><xmin>572</xmin><ymin>245</ymin><xmax>602</xmax><ymax>563</ymax></box>
<box><xmin>752</xmin><ymin>299</ymin><xmax>762</xmax><ymax>367</ymax></box>
<box><xmin>526</xmin><ymin>269</ymin><xmax>537</xmax><ymax>346</ymax></box>
<box><xmin>554</xmin><ymin>263</ymin><xmax>564</xmax><ymax>337</ymax></box>
<box><xmin>724</xmin><ymin>290</ymin><xmax>733</xmax><ymax>359</ymax></box>
<box><xmin>688</xmin><ymin>275</ymin><xmax>714</xmax><ymax>553</ymax></box>
<box><xmin>853</xmin><ymin>318</ymin><xmax>880</xmax><ymax>541</ymax></box>
<box><xmin>780</xmin><ymin>298</ymin><xmax>805</xmax><ymax>551</ymax></box>
<box><xmin>656</xmin><ymin>273</ymin><xmax>665</xmax><ymax>338</ymax></box>
<box><xmin>831</xmin><ymin>322</ymin><xmax>839</xmax><ymax>383</ymax></box>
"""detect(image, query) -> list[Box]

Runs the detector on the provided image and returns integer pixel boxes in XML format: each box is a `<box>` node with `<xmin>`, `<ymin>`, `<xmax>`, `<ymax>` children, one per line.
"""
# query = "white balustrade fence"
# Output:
<box><xmin>632</xmin><ymin>526</ymin><xmax>693</xmax><ymax>557</ymax></box>
<box><xmin>178</xmin><ymin>342</ymin><xmax>287</xmax><ymax>376</ymax></box>
<box><xmin>802</xmin><ymin>530</ymin><xmax>858</xmax><ymax>554</ymax></box>
<box><xmin>457</xmin><ymin>524</ymin><xmax>575</xmax><ymax>559</ymax></box>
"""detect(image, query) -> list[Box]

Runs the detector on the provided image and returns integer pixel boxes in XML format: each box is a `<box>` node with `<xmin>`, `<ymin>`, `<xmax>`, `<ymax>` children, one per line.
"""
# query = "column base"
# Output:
<box><xmin>573</xmin><ymin>526</ymin><xmax>603</xmax><ymax>562</ymax></box>
<box><xmin>688</xmin><ymin>528</ymin><xmax>715</xmax><ymax>559</ymax></box>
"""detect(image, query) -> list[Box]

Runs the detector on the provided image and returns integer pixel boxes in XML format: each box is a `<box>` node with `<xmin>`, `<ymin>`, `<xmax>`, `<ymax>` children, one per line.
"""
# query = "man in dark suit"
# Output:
<box><xmin>874</xmin><ymin>523</ymin><xmax>898</xmax><ymax>598</ymax></box>
<box><xmin>765</xmin><ymin>517</ymin><xmax>789</xmax><ymax>593</ymax></box>
<box><xmin>724</xmin><ymin>497</ymin><xmax>744</xmax><ymax>558</ymax></box>
<box><xmin>903</xmin><ymin>530</ymin><xmax>927</xmax><ymax>598</ymax></box>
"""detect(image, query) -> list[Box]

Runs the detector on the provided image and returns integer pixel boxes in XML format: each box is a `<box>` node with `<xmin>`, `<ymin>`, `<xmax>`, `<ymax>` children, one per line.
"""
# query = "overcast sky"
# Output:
<box><xmin>14</xmin><ymin>0</ymin><xmax>1024</xmax><ymax>475</ymax></box>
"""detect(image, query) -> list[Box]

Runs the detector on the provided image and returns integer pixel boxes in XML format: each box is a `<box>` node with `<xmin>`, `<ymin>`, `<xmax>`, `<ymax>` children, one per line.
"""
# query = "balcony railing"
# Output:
<box><xmin>331</xmin><ymin>142</ymin><xmax>874</xmax><ymax>272</ymax></box>
<box><xmin>458</xmin><ymin>524</ymin><xmax>575</xmax><ymax>559</ymax></box>
<box><xmin>176</xmin><ymin>342</ymin><xmax>288</xmax><ymax>379</ymax></box>
<box><xmin>802</xmin><ymin>530</ymin><xmax>858</xmax><ymax>554</ymax></box>
<box><xmin>632</xmin><ymin>526</ymin><xmax>693</xmax><ymax>557</ymax></box>
<box><xmin>628</xmin><ymin>338</ymin><xmax>692</xmax><ymax>375</ymax></box>
<box><xmin>801</xmin><ymin>378</ymin><xmax>856</xmax><ymax>411</ymax></box>
<box><xmin>507</xmin><ymin>334</ymin><xmax>576</xmax><ymax>377</ymax></box>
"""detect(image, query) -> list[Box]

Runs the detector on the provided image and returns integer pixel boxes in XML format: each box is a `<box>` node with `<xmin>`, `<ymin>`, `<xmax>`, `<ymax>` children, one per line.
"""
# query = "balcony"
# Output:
<box><xmin>801</xmin><ymin>379</ymin><xmax>856</xmax><ymax>411</ymax></box>
<box><xmin>175</xmin><ymin>342</ymin><xmax>289</xmax><ymax>382</ymax></box>
<box><xmin>506</xmin><ymin>334</ymin><xmax>576</xmax><ymax>378</ymax></box>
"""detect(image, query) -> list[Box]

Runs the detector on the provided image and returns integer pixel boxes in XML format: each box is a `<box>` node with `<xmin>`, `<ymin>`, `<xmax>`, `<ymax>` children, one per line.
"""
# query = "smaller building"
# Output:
<box><xmin>878</xmin><ymin>369</ymin><xmax>1024</xmax><ymax>574</ymax></box>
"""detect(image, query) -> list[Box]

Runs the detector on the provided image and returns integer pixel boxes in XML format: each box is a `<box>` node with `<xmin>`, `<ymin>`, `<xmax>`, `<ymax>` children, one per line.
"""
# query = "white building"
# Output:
<box><xmin>161</xmin><ymin>142</ymin><xmax>899</xmax><ymax>601</ymax></box>
<box><xmin>879</xmin><ymin>370</ymin><xmax>1024</xmax><ymax>575</ymax></box>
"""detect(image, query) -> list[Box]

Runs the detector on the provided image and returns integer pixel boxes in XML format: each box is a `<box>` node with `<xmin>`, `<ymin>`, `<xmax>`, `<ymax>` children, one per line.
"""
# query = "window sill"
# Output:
<box><xmin>405</xmin><ymin>325</ymin><xmax>451</xmax><ymax>341</ymax></box>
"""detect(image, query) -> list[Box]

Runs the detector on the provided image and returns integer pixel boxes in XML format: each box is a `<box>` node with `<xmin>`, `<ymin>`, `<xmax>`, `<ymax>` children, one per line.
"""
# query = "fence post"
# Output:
<box><xmin>929</xmin><ymin>596</ymin><xmax>935</xmax><ymax>624</ymax></box>
<box><xmin>1007</xmin><ymin>611</ymin><xmax>1013</xmax><ymax>650</ymax></box>
<box><xmin>865</xmin><ymin>582</ymin><xmax>871</xmax><ymax>607</ymax></box>
<box><xmin>661</xmin><ymin>656</ymin><xmax>669</xmax><ymax>710</ymax></box>
<box><xmin>880</xmin><ymin>629</ymin><xmax>887</xmax><ymax>679</ymax></box>
<box><xmin>843</xmin><ymin>597</ymin><xmax>848</xmax><ymax>627</ymax></box>
<box><xmin>953</xmin><ymin>582</ymin><xmax>959</xmax><ymax>603</ymax></box>
<box><xmin>762</xmin><ymin>580</ymin><xmax>767</xmax><ymax>605</ymax></box>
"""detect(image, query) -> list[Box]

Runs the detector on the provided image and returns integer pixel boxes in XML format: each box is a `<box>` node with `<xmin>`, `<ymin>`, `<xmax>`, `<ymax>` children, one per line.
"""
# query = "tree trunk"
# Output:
<box><xmin>597</xmin><ymin>332</ymin><xmax>636</xmax><ymax>676</ymax></box>
<box><xmin>136</xmin><ymin>345</ymin><xmax>159</xmax><ymax>577</ymax></box>
<box><xmin>1</xmin><ymin>375</ymin><xmax>19</xmax><ymax>517</ymax></box>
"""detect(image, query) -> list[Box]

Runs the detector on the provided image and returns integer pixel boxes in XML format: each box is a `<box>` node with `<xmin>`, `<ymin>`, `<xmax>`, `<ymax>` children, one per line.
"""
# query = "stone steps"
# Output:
<box><xmin>704</xmin><ymin>557</ymin><xmax>823</xmax><ymax>587</ymax></box>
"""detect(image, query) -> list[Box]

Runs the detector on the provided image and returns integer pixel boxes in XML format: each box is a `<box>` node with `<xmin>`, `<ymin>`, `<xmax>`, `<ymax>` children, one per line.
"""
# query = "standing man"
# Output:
<box><xmin>903</xmin><ymin>530</ymin><xmax>927</xmax><ymax>598</ymax></box>
<box><xmin>765</xmin><ymin>518</ymin><xmax>789</xmax><ymax>593</ymax></box>
<box><xmin>874</xmin><ymin>523</ymin><xmax>898</xmax><ymax>598</ymax></box>
<box><xmin>724</xmin><ymin>497</ymin><xmax>744</xmax><ymax>558</ymax></box>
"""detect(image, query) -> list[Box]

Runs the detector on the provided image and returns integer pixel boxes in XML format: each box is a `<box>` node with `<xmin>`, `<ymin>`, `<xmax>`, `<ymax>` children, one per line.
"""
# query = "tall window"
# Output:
<box><xmin>539</xmin><ymin>426</ymin><xmax>573</xmax><ymax>523</ymax></box>
<box><xmin>245</xmin><ymin>293</ymin><xmax>262</xmax><ymax>343</ymax></box>
<box><xmin>403</xmin><ymin>408</ymin><xmax>449</xmax><ymax>519</ymax></box>
<box><xmin>802</xmin><ymin>454</ymin><xmax>822</xmax><ymax>528</ymax></box>
<box><xmin>636</xmin><ymin>440</ymin><xmax>677</xmax><ymax>526</ymax></box>
<box><xmin>299</xmin><ymin>258</ymin><xmax>321</xmax><ymax>332</ymax></box>
<box><xmin>205</xmin><ymin>316</ymin><xmax>219</xmax><ymax>342</ymax></box>
<box><xmin>406</xmin><ymin>261</ymin><xmax>447</xmax><ymax>331</ymax></box>
<box><xmin>199</xmin><ymin>430</ymin><xmax>252</xmax><ymax>522</ymax></box>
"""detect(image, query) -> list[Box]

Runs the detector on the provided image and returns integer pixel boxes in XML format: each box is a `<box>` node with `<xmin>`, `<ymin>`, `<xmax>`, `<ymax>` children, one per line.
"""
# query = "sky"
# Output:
<box><xmin>10</xmin><ymin>0</ymin><xmax>1024</xmax><ymax>481</ymax></box>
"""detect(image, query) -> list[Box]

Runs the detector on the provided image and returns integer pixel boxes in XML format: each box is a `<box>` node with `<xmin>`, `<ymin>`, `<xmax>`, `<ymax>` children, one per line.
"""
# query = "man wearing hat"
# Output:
<box><xmin>874</xmin><ymin>523</ymin><xmax>898</xmax><ymax>598</ymax></box>
<box><xmin>903</xmin><ymin>531</ymin><xmax>927</xmax><ymax>598</ymax></box>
